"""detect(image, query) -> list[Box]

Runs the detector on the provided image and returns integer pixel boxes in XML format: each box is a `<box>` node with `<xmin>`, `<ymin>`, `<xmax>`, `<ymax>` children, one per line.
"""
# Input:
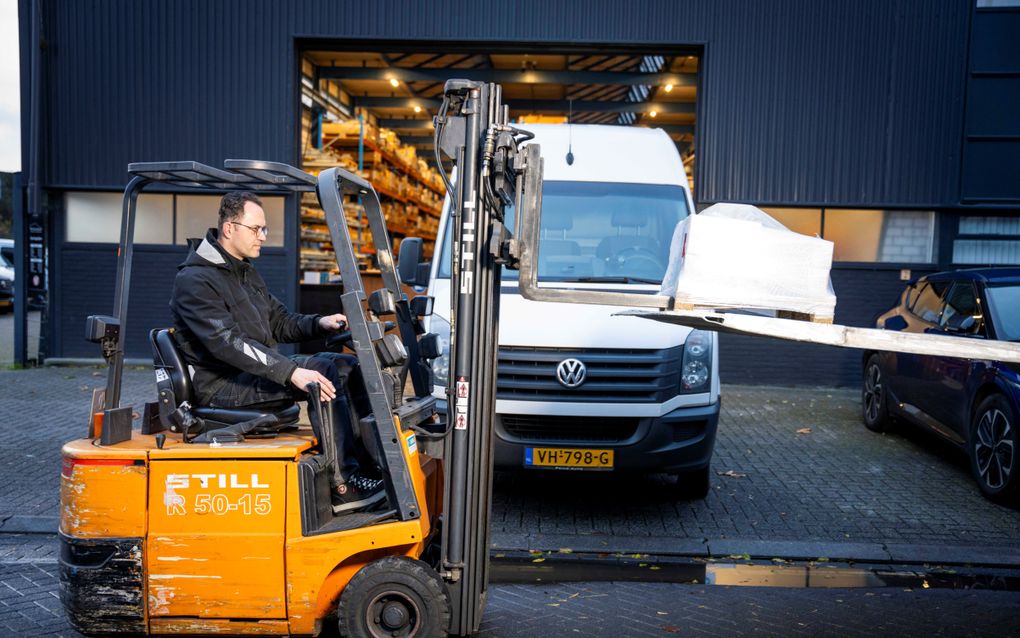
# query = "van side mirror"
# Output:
<box><xmin>398</xmin><ymin>237</ymin><xmax>428</xmax><ymax>289</ymax></box>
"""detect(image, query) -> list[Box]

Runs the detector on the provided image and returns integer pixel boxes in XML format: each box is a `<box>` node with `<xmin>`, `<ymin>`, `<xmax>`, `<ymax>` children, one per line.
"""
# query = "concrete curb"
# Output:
<box><xmin>0</xmin><ymin>515</ymin><xmax>59</xmax><ymax>534</ymax></box>
<box><xmin>490</xmin><ymin>531</ymin><xmax>1020</xmax><ymax>568</ymax></box>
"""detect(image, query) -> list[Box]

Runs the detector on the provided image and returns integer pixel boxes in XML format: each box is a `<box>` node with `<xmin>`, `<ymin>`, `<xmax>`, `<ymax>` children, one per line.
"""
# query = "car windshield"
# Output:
<box><xmin>437</xmin><ymin>181</ymin><xmax>690</xmax><ymax>283</ymax></box>
<box><xmin>985</xmin><ymin>284</ymin><xmax>1020</xmax><ymax>341</ymax></box>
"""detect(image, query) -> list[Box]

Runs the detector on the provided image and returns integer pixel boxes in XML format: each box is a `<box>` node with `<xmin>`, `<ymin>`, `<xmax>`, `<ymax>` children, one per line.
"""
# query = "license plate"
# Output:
<box><xmin>524</xmin><ymin>447</ymin><xmax>614</xmax><ymax>470</ymax></box>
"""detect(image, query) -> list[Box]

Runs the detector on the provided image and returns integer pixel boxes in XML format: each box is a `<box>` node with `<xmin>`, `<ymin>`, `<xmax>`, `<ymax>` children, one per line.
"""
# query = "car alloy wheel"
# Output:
<box><xmin>970</xmin><ymin>394</ymin><xmax>1018</xmax><ymax>503</ymax></box>
<box><xmin>861</xmin><ymin>355</ymin><xmax>893</xmax><ymax>432</ymax></box>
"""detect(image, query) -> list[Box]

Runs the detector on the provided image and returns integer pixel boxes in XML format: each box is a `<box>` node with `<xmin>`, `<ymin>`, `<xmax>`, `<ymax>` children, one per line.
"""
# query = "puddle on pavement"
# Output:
<box><xmin>490</xmin><ymin>556</ymin><xmax>1020</xmax><ymax>591</ymax></box>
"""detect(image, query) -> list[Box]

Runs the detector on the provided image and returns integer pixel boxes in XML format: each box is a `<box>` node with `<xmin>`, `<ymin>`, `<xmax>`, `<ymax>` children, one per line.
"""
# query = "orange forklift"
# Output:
<box><xmin>59</xmin><ymin>81</ymin><xmax>543</xmax><ymax>636</ymax></box>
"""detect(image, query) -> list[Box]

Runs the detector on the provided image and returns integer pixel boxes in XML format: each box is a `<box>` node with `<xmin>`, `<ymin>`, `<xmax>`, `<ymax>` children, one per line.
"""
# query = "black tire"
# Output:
<box><xmin>671</xmin><ymin>465</ymin><xmax>710</xmax><ymax>500</ymax></box>
<box><xmin>969</xmin><ymin>394</ymin><xmax>1019</xmax><ymax>504</ymax></box>
<box><xmin>862</xmin><ymin>354</ymin><xmax>894</xmax><ymax>433</ymax></box>
<box><xmin>338</xmin><ymin>556</ymin><xmax>450</xmax><ymax>638</ymax></box>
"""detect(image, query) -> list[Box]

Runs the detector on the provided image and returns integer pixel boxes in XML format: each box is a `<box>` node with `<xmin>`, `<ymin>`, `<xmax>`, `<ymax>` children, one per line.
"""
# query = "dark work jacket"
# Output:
<box><xmin>170</xmin><ymin>229</ymin><xmax>323</xmax><ymax>404</ymax></box>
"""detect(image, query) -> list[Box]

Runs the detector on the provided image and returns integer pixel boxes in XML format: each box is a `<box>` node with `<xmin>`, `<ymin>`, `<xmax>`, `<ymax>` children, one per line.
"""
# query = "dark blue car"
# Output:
<box><xmin>862</xmin><ymin>268</ymin><xmax>1020</xmax><ymax>504</ymax></box>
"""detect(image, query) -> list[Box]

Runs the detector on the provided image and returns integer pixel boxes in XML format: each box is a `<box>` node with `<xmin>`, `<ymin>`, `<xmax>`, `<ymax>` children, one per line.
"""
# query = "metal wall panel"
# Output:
<box><xmin>38</xmin><ymin>0</ymin><xmax>970</xmax><ymax>207</ymax></box>
<box><xmin>32</xmin><ymin>0</ymin><xmax>977</xmax><ymax>369</ymax></box>
<box><xmin>57</xmin><ymin>245</ymin><xmax>293</xmax><ymax>358</ymax></box>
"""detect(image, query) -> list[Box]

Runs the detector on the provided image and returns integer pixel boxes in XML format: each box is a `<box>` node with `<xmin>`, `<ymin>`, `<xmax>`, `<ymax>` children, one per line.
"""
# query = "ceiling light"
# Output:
<box><xmin>664</xmin><ymin>83</ymin><xmax>674</xmax><ymax>93</ymax></box>
<box><xmin>649</xmin><ymin>110</ymin><xmax>657</xmax><ymax>118</ymax></box>
<box><xmin>413</xmin><ymin>105</ymin><xmax>422</xmax><ymax>113</ymax></box>
<box><xmin>389</xmin><ymin>78</ymin><xmax>399</xmax><ymax>87</ymax></box>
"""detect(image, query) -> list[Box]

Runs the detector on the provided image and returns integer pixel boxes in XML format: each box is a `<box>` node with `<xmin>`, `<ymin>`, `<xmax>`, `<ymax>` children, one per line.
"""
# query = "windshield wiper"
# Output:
<box><xmin>566</xmin><ymin>276</ymin><xmax>662</xmax><ymax>285</ymax></box>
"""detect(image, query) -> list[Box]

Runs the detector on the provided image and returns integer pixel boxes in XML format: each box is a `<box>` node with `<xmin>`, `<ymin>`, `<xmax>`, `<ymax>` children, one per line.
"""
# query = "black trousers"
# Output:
<box><xmin>206</xmin><ymin>352</ymin><xmax>371</xmax><ymax>479</ymax></box>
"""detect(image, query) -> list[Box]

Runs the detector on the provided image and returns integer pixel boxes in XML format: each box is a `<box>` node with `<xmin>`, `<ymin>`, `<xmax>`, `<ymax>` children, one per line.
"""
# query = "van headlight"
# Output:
<box><xmin>680</xmin><ymin>330</ymin><xmax>713</xmax><ymax>393</ymax></box>
<box><xmin>429</xmin><ymin>314</ymin><xmax>451</xmax><ymax>388</ymax></box>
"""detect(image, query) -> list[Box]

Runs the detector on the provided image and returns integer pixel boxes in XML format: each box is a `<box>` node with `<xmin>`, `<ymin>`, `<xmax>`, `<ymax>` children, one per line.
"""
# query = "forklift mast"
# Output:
<box><xmin>433</xmin><ymin>80</ymin><xmax>543</xmax><ymax>636</ymax></box>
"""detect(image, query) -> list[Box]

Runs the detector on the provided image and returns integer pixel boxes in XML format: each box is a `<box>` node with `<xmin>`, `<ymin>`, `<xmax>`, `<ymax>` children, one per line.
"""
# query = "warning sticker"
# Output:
<box><xmin>456</xmin><ymin>378</ymin><xmax>469</xmax><ymax>399</ymax></box>
<box><xmin>455</xmin><ymin>414</ymin><xmax>468</xmax><ymax>430</ymax></box>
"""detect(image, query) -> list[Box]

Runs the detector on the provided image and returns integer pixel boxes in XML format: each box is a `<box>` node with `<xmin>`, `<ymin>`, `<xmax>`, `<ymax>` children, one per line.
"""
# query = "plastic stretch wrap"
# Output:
<box><xmin>659</xmin><ymin>204</ymin><xmax>837</xmax><ymax>319</ymax></box>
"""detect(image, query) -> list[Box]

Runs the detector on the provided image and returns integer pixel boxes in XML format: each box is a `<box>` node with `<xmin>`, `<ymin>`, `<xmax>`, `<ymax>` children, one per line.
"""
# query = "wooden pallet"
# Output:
<box><xmin>673</xmin><ymin>303</ymin><xmax>833</xmax><ymax>325</ymax></box>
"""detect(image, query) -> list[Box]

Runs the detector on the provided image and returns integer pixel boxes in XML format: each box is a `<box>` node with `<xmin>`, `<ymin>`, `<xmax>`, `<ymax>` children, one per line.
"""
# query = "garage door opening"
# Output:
<box><xmin>295</xmin><ymin>43</ymin><xmax>700</xmax><ymax>294</ymax></box>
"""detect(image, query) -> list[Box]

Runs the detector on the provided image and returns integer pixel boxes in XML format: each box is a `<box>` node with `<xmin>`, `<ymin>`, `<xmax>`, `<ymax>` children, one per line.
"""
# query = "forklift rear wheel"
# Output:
<box><xmin>338</xmin><ymin>556</ymin><xmax>450</xmax><ymax>638</ymax></box>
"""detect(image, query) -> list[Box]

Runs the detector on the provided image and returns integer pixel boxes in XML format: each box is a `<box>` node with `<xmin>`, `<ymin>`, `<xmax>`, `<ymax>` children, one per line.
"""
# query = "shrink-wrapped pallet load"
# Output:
<box><xmin>659</xmin><ymin>204</ymin><xmax>837</xmax><ymax>321</ymax></box>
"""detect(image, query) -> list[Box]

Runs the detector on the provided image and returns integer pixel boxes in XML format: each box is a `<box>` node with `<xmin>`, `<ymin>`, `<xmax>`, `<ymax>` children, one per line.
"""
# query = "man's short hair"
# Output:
<box><xmin>218</xmin><ymin>191</ymin><xmax>263</xmax><ymax>228</ymax></box>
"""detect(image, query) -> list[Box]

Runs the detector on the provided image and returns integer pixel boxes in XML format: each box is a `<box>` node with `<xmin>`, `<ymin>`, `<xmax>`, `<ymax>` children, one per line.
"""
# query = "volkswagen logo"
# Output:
<box><xmin>556</xmin><ymin>358</ymin><xmax>587</xmax><ymax>388</ymax></box>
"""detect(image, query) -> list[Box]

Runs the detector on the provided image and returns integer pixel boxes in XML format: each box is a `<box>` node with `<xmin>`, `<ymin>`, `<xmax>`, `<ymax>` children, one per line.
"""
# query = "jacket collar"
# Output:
<box><xmin>182</xmin><ymin>228</ymin><xmax>249</xmax><ymax>275</ymax></box>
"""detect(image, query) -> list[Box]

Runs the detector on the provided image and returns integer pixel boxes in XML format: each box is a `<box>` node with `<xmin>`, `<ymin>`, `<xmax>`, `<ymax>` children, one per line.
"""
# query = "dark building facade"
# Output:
<box><xmin>17</xmin><ymin>0</ymin><xmax>1020</xmax><ymax>385</ymax></box>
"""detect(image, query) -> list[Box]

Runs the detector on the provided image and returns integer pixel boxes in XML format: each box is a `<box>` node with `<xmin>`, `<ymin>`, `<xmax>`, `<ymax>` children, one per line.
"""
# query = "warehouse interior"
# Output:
<box><xmin>295</xmin><ymin>45</ymin><xmax>700</xmax><ymax>284</ymax></box>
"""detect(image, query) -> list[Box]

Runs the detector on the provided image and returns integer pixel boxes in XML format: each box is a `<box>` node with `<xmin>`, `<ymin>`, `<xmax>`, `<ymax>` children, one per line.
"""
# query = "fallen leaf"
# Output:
<box><xmin>532</xmin><ymin>558</ymin><xmax>545</xmax><ymax>563</ymax></box>
<box><xmin>796</xmin><ymin>428</ymin><xmax>812</xmax><ymax>434</ymax></box>
<box><xmin>661</xmin><ymin>625</ymin><xmax>681</xmax><ymax>633</ymax></box>
<box><xmin>816</xmin><ymin>557</ymin><xmax>830</xmax><ymax>562</ymax></box>
<box><xmin>717</xmin><ymin>470</ymin><xmax>746</xmax><ymax>478</ymax></box>
<box><xmin>558</xmin><ymin>548</ymin><xmax>573</xmax><ymax>554</ymax></box>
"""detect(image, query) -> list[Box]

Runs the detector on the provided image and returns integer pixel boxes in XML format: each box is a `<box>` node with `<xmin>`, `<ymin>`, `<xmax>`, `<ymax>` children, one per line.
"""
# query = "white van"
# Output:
<box><xmin>426</xmin><ymin>124</ymin><xmax>720</xmax><ymax>497</ymax></box>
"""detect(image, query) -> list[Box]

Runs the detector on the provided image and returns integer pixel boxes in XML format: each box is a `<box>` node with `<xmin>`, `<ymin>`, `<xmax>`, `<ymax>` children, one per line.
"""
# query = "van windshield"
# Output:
<box><xmin>436</xmin><ymin>181</ymin><xmax>690</xmax><ymax>283</ymax></box>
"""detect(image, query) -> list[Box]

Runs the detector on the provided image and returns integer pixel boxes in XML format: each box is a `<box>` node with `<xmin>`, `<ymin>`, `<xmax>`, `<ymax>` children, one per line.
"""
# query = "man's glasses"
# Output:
<box><xmin>230</xmin><ymin>221</ymin><xmax>269</xmax><ymax>238</ymax></box>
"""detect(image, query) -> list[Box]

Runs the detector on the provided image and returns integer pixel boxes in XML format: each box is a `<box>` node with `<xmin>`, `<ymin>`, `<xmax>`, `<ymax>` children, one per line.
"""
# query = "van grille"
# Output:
<box><xmin>500</xmin><ymin>414</ymin><xmax>639</xmax><ymax>442</ymax></box>
<box><xmin>497</xmin><ymin>346</ymin><xmax>683</xmax><ymax>403</ymax></box>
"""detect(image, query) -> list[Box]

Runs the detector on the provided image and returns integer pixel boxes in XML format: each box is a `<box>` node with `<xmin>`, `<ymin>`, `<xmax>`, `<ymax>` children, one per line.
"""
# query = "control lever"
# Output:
<box><xmin>305</xmin><ymin>383</ymin><xmax>343</xmax><ymax>490</ymax></box>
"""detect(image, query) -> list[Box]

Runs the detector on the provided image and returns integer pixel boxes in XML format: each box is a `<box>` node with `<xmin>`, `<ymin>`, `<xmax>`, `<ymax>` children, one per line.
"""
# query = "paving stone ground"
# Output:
<box><xmin>0</xmin><ymin>367</ymin><xmax>1017</xmax><ymax>553</ymax></box>
<box><xmin>1</xmin><ymin>366</ymin><xmax>1019</xmax><ymax>636</ymax></box>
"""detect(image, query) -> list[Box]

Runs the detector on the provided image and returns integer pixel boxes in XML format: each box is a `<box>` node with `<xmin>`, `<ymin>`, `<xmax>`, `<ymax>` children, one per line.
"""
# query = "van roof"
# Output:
<box><xmin>519</xmin><ymin>124</ymin><xmax>688</xmax><ymax>187</ymax></box>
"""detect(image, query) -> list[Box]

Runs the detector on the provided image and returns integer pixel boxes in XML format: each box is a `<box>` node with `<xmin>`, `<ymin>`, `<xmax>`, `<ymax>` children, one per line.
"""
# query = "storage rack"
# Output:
<box><xmin>299</xmin><ymin>115</ymin><xmax>444</xmax><ymax>283</ymax></box>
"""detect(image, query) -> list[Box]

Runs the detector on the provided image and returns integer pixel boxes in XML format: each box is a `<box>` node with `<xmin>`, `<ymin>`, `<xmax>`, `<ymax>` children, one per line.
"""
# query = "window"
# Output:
<box><xmin>762</xmin><ymin>207</ymin><xmax>935</xmax><ymax>264</ymax></box>
<box><xmin>985</xmin><ymin>284</ymin><xmax>1020</xmax><ymax>341</ymax></box>
<box><xmin>437</xmin><ymin>181</ymin><xmax>691</xmax><ymax>282</ymax></box>
<box><xmin>65</xmin><ymin>191</ymin><xmax>285</xmax><ymax>248</ymax></box>
<box><xmin>939</xmin><ymin>282</ymin><xmax>984</xmax><ymax>335</ymax></box>
<box><xmin>761</xmin><ymin>208</ymin><xmax>822</xmax><ymax>238</ymax></box>
<box><xmin>176</xmin><ymin>195</ymin><xmax>284</xmax><ymax>248</ymax></box>
<box><xmin>910</xmin><ymin>280</ymin><xmax>949</xmax><ymax>324</ymax></box>
<box><xmin>953</xmin><ymin>216</ymin><xmax>1020</xmax><ymax>265</ymax></box>
<box><xmin>66</xmin><ymin>192</ymin><xmax>173</xmax><ymax>243</ymax></box>
<box><xmin>904</xmin><ymin>282</ymin><xmax>922</xmax><ymax>309</ymax></box>
<box><xmin>977</xmin><ymin>0</ymin><xmax>1020</xmax><ymax>8</ymax></box>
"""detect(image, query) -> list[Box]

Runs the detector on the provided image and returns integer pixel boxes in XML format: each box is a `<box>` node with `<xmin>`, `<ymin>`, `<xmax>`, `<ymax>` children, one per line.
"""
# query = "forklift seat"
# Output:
<box><xmin>149</xmin><ymin>328</ymin><xmax>300</xmax><ymax>429</ymax></box>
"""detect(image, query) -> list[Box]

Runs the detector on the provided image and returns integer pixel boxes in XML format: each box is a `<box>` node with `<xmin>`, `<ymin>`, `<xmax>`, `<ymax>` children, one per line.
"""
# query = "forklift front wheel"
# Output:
<box><xmin>338</xmin><ymin>556</ymin><xmax>451</xmax><ymax>638</ymax></box>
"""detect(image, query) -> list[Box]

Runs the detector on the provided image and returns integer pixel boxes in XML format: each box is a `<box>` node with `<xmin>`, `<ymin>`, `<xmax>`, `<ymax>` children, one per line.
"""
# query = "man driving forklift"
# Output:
<box><xmin>169</xmin><ymin>191</ymin><xmax>383</xmax><ymax>513</ymax></box>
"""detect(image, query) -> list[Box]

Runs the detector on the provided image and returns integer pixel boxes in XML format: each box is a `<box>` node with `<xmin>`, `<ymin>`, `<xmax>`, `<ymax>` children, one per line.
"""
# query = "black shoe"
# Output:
<box><xmin>331</xmin><ymin>473</ymin><xmax>385</xmax><ymax>514</ymax></box>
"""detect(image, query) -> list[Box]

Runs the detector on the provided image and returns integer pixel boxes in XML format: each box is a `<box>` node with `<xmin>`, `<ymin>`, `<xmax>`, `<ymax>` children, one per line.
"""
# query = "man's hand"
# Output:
<box><xmin>291</xmin><ymin>367</ymin><xmax>336</xmax><ymax>401</ymax></box>
<box><xmin>319</xmin><ymin>313</ymin><xmax>347</xmax><ymax>332</ymax></box>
